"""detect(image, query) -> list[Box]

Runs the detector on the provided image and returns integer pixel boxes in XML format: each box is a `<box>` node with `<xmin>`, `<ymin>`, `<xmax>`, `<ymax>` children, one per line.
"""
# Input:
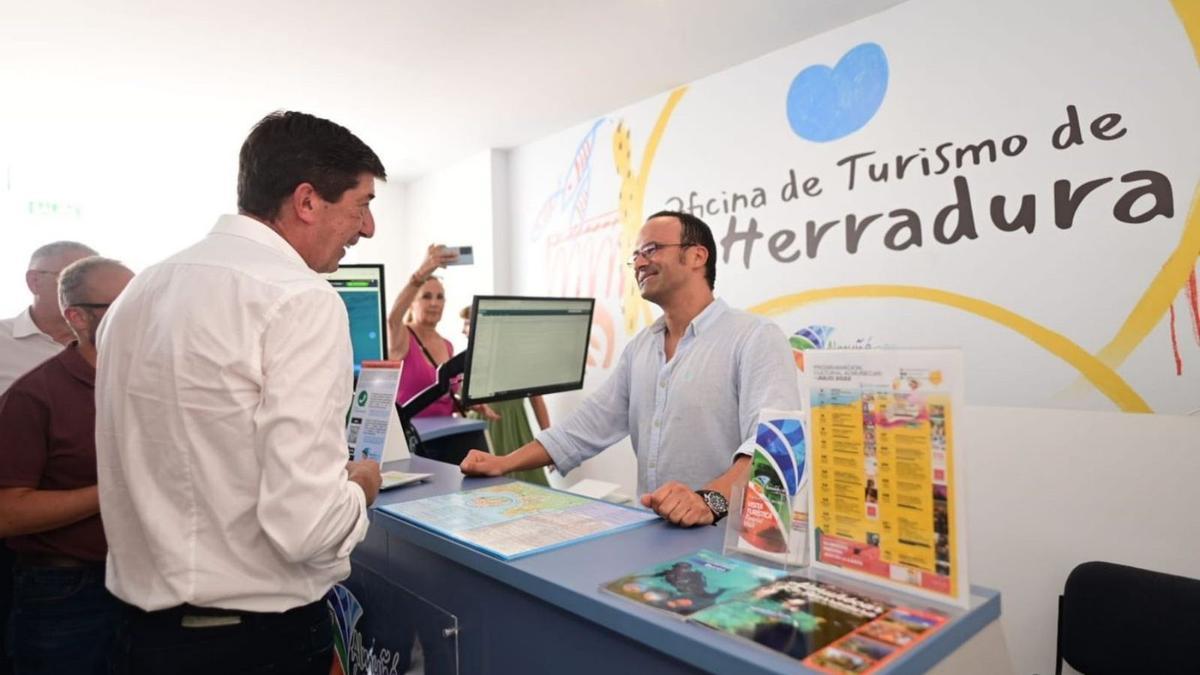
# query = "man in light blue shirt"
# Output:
<box><xmin>461</xmin><ymin>210</ymin><xmax>800</xmax><ymax>527</ymax></box>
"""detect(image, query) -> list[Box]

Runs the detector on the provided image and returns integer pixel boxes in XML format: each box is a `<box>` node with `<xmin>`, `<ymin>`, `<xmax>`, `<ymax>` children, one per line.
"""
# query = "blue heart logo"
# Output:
<box><xmin>786</xmin><ymin>42</ymin><xmax>889</xmax><ymax>142</ymax></box>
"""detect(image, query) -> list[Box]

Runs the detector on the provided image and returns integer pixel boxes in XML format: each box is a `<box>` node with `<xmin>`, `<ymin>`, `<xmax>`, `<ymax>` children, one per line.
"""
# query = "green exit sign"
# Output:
<box><xmin>26</xmin><ymin>200</ymin><xmax>83</xmax><ymax>219</ymax></box>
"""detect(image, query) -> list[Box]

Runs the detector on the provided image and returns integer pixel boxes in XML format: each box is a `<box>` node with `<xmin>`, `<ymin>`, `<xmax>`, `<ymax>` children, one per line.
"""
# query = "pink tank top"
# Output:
<box><xmin>395</xmin><ymin>329</ymin><xmax>457</xmax><ymax>418</ymax></box>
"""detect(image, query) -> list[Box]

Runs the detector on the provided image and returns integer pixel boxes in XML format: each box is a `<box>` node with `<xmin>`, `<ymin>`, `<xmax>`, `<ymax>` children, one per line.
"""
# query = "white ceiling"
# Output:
<box><xmin>2</xmin><ymin>0</ymin><xmax>905</xmax><ymax>181</ymax></box>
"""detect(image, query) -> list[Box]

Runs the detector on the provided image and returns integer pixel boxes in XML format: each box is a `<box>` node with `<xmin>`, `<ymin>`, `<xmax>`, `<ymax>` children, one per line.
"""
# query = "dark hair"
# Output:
<box><xmin>237</xmin><ymin>111</ymin><xmax>387</xmax><ymax>221</ymax></box>
<box><xmin>648</xmin><ymin>210</ymin><xmax>717</xmax><ymax>289</ymax></box>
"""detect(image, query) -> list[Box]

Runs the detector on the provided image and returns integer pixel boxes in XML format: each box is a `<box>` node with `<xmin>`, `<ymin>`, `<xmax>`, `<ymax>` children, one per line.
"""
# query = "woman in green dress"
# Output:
<box><xmin>461</xmin><ymin>306</ymin><xmax>550</xmax><ymax>486</ymax></box>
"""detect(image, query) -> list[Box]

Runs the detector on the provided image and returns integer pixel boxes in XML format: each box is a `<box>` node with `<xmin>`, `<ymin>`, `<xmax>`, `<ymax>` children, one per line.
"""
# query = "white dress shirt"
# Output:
<box><xmin>537</xmin><ymin>298</ymin><xmax>802</xmax><ymax>496</ymax></box>
<box><xmin>95</xmin><ymin>214</ymin><xmax>368</xmax><ymax>612</ymax></box>
<box><xmin>0</xmin><ymin>308</ymin><xmax>64</xmax><ymax>395</ymax></box>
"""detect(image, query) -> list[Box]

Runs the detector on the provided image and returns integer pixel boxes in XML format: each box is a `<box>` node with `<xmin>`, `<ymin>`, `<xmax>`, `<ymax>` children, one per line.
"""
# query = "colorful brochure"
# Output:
<box><xmin>804</xmin><ymin>350</ymin><xmax>969</xmax><ymax>607</ymax></box>
<box><xmin>601</xmin><ymin>549</ymin><xmax>784</xmax><ymax>616</ymax></box>
<box><xmin>346</xmin><ymin>360</ymin><xmax>404</xmax><ymax>462</ymax></box>
<box><xmin>688</xmin><ymin>576</ymin><xmax>947</xmax><ymax>673</ymax></box>
<box><xmin>726</xmin><ymin>410</ymin><xmax>809</xmax><ymax>566</ymax></box>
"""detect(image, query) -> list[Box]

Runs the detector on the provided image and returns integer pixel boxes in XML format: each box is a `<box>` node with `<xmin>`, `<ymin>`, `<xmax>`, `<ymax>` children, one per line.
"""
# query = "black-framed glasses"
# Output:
<box><xmin>625</xmin><ymin>242</ymin><xmax>692</xmax><ymax>267</ymax></box>
<box><xmin>70</xmin><ymin>303</ymin><xmax>112</xmax><ymax>310</ymax></box>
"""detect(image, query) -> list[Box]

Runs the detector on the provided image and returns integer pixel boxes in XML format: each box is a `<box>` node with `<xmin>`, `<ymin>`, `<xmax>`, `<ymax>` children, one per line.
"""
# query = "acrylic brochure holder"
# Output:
<box><xmin>721</xmin><ymin>349</ymin><xmax>971</xmax><ymax>610</ymax></box>
<box><xmin>722</xmin><ymin>409</ymin><xmax>810</xmax><ymax>571</ymax></box>
<box><xmin>347</xmin><ymin>361</ymin><xmax>409</xmax><ymax>463</ymax></box>
<box><xmin>803</xmin><ymin>349</ymin><xmax>970</xmax><ymax>608</ymax></box>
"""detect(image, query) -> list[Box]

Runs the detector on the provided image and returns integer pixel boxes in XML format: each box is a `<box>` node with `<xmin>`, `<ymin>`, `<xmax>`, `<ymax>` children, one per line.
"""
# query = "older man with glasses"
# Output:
<box><xmin>0</xmin><ymin>256</ymin><xmax>134</xmax><ymax>674</ymax></box>
<box><xmin>0</xmin><ymin>240</ymin><xmax>98</xmax><ymax>675</ymax></box>
<box><xmin>0</xmin><ymin>242</ymin><xmax>99</xmax><ymax>395</ymax></box>
<box><xmin>462</xmin><ymin>210</ymin><xmax>801</xmax><ymax>528</ymax></box>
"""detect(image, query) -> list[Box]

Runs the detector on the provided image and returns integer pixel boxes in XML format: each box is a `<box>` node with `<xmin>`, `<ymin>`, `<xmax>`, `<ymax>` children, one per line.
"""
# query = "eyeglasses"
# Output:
<box><xmin>625</xmin><ymin>242</ymin><xmax>692</xmax><ymax>267</ymax></box>
<box><xmin>69</xmin><ymin>303</ymin><xmax>112</xmax><ymax>311</ymax></box>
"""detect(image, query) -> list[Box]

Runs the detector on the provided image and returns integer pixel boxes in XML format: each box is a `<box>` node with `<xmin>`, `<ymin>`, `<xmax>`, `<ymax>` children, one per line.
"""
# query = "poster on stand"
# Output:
<box><xmin>804</xmin><ymin>350</ymin><xmax>969</xmax><ymax>607</ymax></box>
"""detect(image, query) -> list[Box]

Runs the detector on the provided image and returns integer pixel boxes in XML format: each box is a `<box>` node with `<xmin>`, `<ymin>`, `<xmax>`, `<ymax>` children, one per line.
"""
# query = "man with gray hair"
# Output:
<box><xmin>0</xmin><ymin>241</ymin><xmax>98</xmax><ymax>394</ymax></box>
<box><xmin>0</xmin><ymin>257</ymin><xmax>133</xmax><ymax>674</ymax></box>
<box><xmin>0</xmin><ymin>240</ymin><xmax>96</xmax><ymax>675</ymax></box>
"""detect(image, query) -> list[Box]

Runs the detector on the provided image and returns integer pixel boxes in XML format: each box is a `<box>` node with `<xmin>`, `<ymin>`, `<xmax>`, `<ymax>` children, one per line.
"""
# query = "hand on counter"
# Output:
<box><xmin>641</xmin><ymin>481</ymin><xmax>714</xmax><ymax>528</ymax></box>
<box><xmin>347</xmin><ymin>460</ymin><xmax>383</xmax><ymax>506</ymax></box>
<box><xmin>460</xmin><ymin>449</ymin><xmax>508</xmax><ymax>477</ymax></box>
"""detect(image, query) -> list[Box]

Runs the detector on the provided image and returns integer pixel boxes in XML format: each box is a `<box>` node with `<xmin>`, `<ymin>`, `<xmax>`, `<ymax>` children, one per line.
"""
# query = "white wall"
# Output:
<box><xmin>0</xmin><ymin>118</ymin><xmax>411</xmax><ymax>320</ymax></box>
<box><xmin>382</xmin><ymin>151</ymin><xmax>499</xmax><ymax>353</ymax></box>
<box><xmin>490</xmin><ymin>0</ymin><xmax>1200</xmax><ymax>510</ymax></box>
<box><xmin>480</xmin><ymin>0</ymin><xmax>1200</xmax><ymax>670</ymax></box>
<box><xmin>964</xmin><ymin>406</ymin><xmax>1200</xmax><ymax>675</ymax></box>
<box><xmin>0</xmin><ymin>139</ymin><xmax>232</xmax><ymax>315</ymax></box>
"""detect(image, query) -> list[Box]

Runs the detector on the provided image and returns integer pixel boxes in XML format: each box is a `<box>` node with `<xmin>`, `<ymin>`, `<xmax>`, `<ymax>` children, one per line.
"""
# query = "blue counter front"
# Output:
<box><xmin>341</xmin><ymin>457</ymin><xmax>1001</xmax><ymax>674</ymax></box>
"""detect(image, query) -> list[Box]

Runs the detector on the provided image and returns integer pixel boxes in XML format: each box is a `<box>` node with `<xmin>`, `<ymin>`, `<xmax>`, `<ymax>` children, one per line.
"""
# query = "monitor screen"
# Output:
<box><xmin>325</xmin><ymin>264</ymin><xmax>388</xmax><ymax>376</ymax></box>
<box><xmin>464</xmin><ymin>296</ymin><xmax>595</xmax><ymax>404</ymax></box>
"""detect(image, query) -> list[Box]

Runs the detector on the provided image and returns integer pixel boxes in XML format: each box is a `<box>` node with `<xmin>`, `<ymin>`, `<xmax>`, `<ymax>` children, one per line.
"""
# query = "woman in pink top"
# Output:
<box><xmin>388</xmin><ymin>245</ymin><xmax>497</xmax><ymax>420</ymax></box>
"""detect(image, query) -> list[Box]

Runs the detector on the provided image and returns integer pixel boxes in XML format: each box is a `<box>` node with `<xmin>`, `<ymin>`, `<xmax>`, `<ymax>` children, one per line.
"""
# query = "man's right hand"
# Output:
<box><xmin>347</xmin><ymin>460</ymin><xmax>383</xmax><ymax>506</ymax></box>
<box><xmin>460</xmin><ymin>450</ymin><xmax>508</xmax><ymax>477</ymax></box>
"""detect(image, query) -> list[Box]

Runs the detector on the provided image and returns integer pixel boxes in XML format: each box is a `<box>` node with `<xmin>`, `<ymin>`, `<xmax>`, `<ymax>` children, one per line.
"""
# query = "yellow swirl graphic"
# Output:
<box><xmin>749</xmin><ymin>286</ymin><xmax>1151</xmax><ymax>412</ymax></box>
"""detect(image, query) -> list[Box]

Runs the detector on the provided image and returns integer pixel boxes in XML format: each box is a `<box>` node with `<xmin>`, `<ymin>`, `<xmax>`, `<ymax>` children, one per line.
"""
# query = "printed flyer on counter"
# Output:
<box><xmin>602</xmin><ymin>549</ymin><xmax>784</xmax><ymax>617</ymax></box>
<box><xmin>379</xmin><ymin>481</ymin><xmax>658</xmax><ymax>560</ymax></box>
<box><xmin>803</xmin><ymin>350</ymin><xmax>969</xmax><ymax>607</ymax></box>
<box><xmin>687</xmin><ymin>575</ymin><xmax>948</xmax><ymax>674</ymax></box>
<box><xmin>345</xmin><ymin>360</ymin><xmax>403</xmax><ymax>462</ymax></box>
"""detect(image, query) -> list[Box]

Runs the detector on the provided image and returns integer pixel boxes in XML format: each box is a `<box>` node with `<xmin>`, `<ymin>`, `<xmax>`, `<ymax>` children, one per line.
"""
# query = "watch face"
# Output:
<box><xmin>701</xmin><ymin>490</ymin><xmax>728</xmax><ymax>515</ymax></box>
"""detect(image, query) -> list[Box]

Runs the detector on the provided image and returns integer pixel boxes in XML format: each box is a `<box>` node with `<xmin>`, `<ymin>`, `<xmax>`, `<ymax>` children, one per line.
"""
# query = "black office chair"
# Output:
<box><xmin>1056</xmin><ymin>561</ymin><xmax>1200</xmax><ymax>674</ymax></box>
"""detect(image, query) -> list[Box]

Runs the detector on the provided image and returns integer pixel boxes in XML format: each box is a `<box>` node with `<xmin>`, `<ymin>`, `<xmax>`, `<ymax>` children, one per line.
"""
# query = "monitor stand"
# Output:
<box><xmin>397</xmin><ymin>352</ymin><xmax>467</xmax><ymax>463</ymax></box>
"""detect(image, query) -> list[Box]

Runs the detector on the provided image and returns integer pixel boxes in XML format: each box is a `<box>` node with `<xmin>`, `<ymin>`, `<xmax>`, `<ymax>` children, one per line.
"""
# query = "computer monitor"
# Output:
<box><xmin>463</xmin><ymin>295</ymin><xmax>595</xmax><ymax>405</ymax></box>
<box><xmin>325</xmin><ymin>264</ymin><xmax>388</xmax><ymax>376</ymax></box>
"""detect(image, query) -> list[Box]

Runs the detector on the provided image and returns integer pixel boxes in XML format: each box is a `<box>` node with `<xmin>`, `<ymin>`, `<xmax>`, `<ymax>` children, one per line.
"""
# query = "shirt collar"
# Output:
<box><xmin>11</xmin><ymin>307</ymin><xmax>52</xmax><ymax>340</ymax></box>
<box><xmin>649</xmin><ymin>297</ymin><xmax>728</xmax><ymax>337</ymax></box>
<box><xmin>57</xmin><ymin>342</ymin><xmax>95</xmax><ymax>387</ymax></box>
<box><xmin>210</xmin><ymin>214</ymin><xmax>310</xmax><ymax>268</ymax></box>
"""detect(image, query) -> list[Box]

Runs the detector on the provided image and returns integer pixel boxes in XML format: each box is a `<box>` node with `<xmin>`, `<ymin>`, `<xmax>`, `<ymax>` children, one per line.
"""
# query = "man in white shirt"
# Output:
<box><xmin>461</xmin><ymin>210</ymin><xmax>801</xmax><ymax>528</ymax></box>
<box><xmin>0</xmin><ymin>240</ymin><xmax>96</xmax><ymax>675</ymax></box>
<box><xmin>96</xmin><ymin>111</ymin><xmax>385</xmax><ymax>675</ymax></box>
<box><xmin>0</xmin><ymin>241</ymin><xmax>98</xmax><ymax>394</ymax></box>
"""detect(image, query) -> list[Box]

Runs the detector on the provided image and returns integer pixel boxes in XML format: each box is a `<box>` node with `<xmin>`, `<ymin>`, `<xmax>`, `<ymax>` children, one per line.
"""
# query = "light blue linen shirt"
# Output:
<box><xmin>537</xmin><ymin>298</ymin><xmax>801</xmax><ymax>496</ymax></box>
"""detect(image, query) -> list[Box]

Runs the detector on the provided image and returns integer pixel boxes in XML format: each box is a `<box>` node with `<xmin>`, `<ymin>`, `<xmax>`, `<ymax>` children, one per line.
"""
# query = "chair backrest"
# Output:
<box><xmin>1059</xmin><ymin>561</ymin><xmax>1200</xmax><ymax>674</ymax></box>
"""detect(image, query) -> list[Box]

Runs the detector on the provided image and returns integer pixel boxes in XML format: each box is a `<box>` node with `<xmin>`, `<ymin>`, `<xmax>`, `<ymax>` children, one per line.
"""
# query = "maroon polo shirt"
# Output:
<box><xmin>0</xmin><ymin>342</ymin><xmax>106</xmax><ymax>562</ymax></box>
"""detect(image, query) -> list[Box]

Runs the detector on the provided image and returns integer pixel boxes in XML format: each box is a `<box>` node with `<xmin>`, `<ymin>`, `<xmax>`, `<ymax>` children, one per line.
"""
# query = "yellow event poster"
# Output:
<box><xmin>804</xmin><ymin>350</ymin><xmax>969</xmax><ymax>607</ymax></box>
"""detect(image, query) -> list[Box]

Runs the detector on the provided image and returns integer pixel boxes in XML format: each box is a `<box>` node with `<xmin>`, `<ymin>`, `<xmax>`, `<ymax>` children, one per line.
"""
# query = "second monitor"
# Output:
<box><xmin>463</xmin><ymin>296</ymin><xmax>595</xmax><ymax>405</ymax></box>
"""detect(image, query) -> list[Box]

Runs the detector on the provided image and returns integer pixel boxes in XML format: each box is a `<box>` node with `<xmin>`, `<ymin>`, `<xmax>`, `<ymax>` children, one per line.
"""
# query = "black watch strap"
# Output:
<box><xmin>695</xmin><ymin>489</ymin><xmax>729</xmax><ymax>524</ymax></box>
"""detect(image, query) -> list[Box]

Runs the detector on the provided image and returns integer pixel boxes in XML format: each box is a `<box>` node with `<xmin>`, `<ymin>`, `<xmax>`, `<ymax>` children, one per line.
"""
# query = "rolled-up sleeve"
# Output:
<box><xmin>253</xmin><ymin>290</ymin><xmax>368</xmax><ymax>568</ymax></box>
<box><xmin>536</xmin><ymin>346</ymin><xmax>633</xmax><ymax>475</ymax></box>
<box><xmin>734</xmin><ymin>321</ymin><xmax>802</xmax><ymax>456</ymax></box>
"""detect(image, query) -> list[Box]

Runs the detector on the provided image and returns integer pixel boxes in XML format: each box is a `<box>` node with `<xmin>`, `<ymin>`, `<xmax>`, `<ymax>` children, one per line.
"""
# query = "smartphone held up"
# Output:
<box><xmin>437</xmin><ymin>245</ymin><xmax>474</xmax><ymax>265</ymax></box>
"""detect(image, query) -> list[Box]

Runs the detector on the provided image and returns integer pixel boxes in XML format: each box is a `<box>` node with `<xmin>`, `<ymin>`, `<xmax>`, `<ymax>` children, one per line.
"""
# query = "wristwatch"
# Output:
<box><xmin>695</xmin><ymin>489</ymin><xmax>729</xmax><ymax>525</ymax></box>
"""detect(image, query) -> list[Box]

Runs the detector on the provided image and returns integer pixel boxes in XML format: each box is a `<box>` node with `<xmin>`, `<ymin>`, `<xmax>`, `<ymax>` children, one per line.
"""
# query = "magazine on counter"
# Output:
<box><xmin>601</xmin><ymin>549</ymin><xmax>785</xmax><ymax>617</ymax></box>
<box><xmin>687</xmin><ymin>576</ymin><xmax>948</xmax><ymax>673</ymax></box>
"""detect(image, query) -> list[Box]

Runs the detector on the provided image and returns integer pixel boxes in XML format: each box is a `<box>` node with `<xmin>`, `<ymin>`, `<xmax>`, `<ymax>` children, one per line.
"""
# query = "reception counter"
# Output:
<box><xmin>339</xmin><ymin>457</ymin><xmax>1006</xmax><ymax>674</ymax></box>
